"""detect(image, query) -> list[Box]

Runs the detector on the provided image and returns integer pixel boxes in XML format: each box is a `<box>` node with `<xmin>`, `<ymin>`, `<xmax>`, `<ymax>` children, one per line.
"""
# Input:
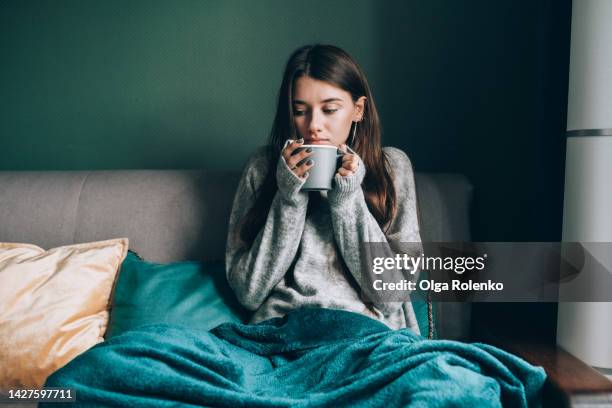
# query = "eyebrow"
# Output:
<box><xmin>293</xmin><ymin>98</ymin><xmax>343</xmax><ymax>105</ymax></box>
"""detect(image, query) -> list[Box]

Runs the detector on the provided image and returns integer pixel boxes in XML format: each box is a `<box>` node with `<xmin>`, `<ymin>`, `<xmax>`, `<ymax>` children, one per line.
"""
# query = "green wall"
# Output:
<box><xmin>1</xmin><ymin>0</ymin><xmax>380</xmax><ymax>170</ymax></box>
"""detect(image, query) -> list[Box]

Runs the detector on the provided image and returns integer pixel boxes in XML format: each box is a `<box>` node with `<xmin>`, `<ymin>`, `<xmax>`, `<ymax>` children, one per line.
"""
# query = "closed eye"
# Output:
<box><xmin>293</xmin><ymin>108</ymin><xmax>338</xmax><ymax>116</ymax></box>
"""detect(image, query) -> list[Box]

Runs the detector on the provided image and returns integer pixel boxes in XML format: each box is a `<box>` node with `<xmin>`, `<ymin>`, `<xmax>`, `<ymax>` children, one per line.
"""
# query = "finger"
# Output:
<box><xmin>341</xmin><ymin>159</ymin><xmax>356</xmax><ymax>170</ymax></box>
<box><xmin>342</xmin><ymin>155</ymin><xmax>359</xmax><ymax>171</ymax></box>
<box><xmin>341</xmin><ymin>154</ymin><xmax>355</xmax><ymax>163</ymax></box>
<box><xmin>286</xmin><ymin>138</ymin><xmax>305</xmax><ymax>152</ymax></box>
<box><xmin>286</xmin><ymin>147</ymin><xmax>314</xmax><ymax>169</ymax></box>
<box><xmin>282</xmin><ymin>138</ymin><xmax>304</xmax><ymax>160</ymax></box>
<box><xmin>294</xmin><ymin>158</ymin><xmax>314</xmax><ymax>177</ymax></box>
<box><xmin>342</xmin><ymin>162</ymin><xmax>358</xmax><ymax>173</ymax></box>
<box><xmin>341</xmin><ymin>157</ymin><xmax>357</xmax><ymax>169</ymax></box>
<box><xmin>337</xmin><ymin>167</ymin><xmax>353</xmax><ymax>177</ymax></box>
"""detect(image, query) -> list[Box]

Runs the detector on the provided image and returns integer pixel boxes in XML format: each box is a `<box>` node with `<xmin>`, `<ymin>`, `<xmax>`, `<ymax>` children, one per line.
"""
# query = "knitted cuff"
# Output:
<box><xmin>276</xmin><ymin>155</ymin><xmax>307</xmax><ymax>204</ymax></box>
<box><xmin>328</xmin><ymin>158</ymin><xmax>366</xmax><ymax>203</ymax></box>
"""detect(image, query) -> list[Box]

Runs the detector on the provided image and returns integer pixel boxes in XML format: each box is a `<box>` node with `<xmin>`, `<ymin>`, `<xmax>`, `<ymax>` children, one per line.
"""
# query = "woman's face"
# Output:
<box><xmin>292</xmin><ymin>76</ymin><xmax>365</xmax><ymax>147</ymax></box>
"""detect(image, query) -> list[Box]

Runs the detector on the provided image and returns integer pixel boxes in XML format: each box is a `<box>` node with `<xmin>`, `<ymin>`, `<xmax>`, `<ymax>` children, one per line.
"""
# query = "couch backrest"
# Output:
<box><xmin>0</xmin><ymin>170</ymin><xmax>241</xmax><ymax>262</ymax></box>
<box><xmin>0</xmin><ymin>170</ymin><xmax>472</xmax><ymax>261</ymax></box>
<box><xmin>0</xmin><ymin>169</ymin><xmax>473</xmax><ymax>339</ymax></box>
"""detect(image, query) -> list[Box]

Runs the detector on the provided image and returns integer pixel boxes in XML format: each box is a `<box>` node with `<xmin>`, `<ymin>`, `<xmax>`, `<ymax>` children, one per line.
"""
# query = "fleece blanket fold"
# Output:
<box><xmin>43</xmin><ymin>307</ymin><xmax>545</xmax><ymax>407</ymax></box>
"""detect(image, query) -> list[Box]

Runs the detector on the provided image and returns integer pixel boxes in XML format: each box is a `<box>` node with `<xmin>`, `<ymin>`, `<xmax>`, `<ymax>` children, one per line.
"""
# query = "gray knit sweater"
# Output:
<box><xmin>225</xmin><ymin>146</ymin><xmax>422</xmax><ymax>333</ymax></box>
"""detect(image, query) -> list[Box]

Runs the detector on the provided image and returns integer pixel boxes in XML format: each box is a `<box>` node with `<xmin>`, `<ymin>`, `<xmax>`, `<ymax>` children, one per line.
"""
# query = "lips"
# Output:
<box><xmin>304</xmin><ymin>138</ymin><xmax>332</xmax><ymax>145</ymax></box>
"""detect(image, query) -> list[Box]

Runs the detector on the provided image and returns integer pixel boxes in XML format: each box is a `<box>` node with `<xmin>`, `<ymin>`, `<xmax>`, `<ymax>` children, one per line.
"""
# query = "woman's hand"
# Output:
<box><xmin>282</xmin><ymin>138</ymin><xmax>314</xmax><ymax>178</ymax></box>
<box><xmin>337</xmin><ymin>144</ymin><xmax>360</xmax><ymax>177</ymax></box>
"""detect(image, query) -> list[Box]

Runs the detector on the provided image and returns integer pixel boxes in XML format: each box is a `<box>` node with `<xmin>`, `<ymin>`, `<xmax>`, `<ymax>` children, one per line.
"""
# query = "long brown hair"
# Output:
<box><xmin>240</xmin><ymin>44</ymin><xmax>397</xmax><ymax>247</ymax></box>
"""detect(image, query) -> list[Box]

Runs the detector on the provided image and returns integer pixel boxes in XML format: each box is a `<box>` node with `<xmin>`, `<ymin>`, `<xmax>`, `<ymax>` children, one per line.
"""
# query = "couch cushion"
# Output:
<box><xmin>107</xmin><ymin>251</ymin><xmax>247</xmax><ymax>338</ymax></box>
<box><xmin>415</xmin><ymin>173</ymin><xmax>473</xmax><ymax>242</ymax></box>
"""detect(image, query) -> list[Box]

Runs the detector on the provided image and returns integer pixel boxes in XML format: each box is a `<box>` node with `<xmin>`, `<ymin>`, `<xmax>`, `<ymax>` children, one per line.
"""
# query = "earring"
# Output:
<box><xmin>348</xmin><ymin>121</ymin><xmax>357</xmax><ymax>147</ymax></box>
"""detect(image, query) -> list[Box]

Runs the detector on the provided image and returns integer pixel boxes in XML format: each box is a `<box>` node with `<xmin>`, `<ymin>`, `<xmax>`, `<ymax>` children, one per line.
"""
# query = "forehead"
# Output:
<box><xmin>292</xmin><ymin>76</ymin><xmax>351</xmax><ymax>103</ymax></box>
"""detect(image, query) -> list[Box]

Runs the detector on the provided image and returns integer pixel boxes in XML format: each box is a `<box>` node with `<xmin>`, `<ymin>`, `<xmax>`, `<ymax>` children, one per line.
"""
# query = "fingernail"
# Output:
<box><xmin>306</xmin><ymin>147</ymin><xmax>312</xmax><ymax>153</ymax></box>
<box><xmin>297</xmin><ymin>138</ymin><xmax>304</xmax><ymax>143</ymax></box>
<box><xmin>303</xmin><ymin>171</ymin><xmax>309</xmax><ymax>178</ymax></box>
<box><xmin>306</xmin><ymin>159</ymin><xmax>314</xmax><ymax>165</ymax></box>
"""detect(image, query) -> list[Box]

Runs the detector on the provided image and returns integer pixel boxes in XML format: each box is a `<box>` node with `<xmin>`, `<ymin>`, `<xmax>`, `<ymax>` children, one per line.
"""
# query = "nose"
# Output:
<box><xmin>308</xmin><ymin>110</ymin><xmax>323</xmax><ymax>138</ymax></box>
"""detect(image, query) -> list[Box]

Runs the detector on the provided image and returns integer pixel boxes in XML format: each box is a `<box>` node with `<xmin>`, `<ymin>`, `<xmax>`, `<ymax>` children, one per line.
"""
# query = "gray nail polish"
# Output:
<box><xmin>306</xmin><ymin>147</ymin><xmax>312</xmax><ymax>153</ymax></box>
<box><xmin>306</xmin><ymin>159</ymin><xmax>314</xmax><ymax>165</ymax></box>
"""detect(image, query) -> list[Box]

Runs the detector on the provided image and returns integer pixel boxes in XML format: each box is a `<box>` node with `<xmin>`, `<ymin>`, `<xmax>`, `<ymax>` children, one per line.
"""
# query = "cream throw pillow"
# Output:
<box><xmin>0</xmin><ymin>238</ymin><xmax>128</xmax><ymax>388</ymax></box>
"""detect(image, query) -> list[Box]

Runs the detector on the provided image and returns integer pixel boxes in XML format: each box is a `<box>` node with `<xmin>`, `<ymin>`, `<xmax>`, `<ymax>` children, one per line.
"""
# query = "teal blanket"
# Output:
<box><xmin>43</xmin><ymin>308</ymin><xmax>545</xmax><ymax>407</ymax></box>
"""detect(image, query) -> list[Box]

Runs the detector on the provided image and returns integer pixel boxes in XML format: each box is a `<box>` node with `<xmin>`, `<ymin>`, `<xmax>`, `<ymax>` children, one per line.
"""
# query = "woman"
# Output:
<box><xmin>226</xmin><ymin>44</ymin><xmax>423</xmax><ymax>333</ymax></box>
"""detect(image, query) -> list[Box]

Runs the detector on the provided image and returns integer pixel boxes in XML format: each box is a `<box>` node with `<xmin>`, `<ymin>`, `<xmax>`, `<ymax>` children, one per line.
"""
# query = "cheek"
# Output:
<box><xmin>332</xmin><ymin>115</ymin><xmax>353</xmax><ymax>134</ymax></box>
<box><xmin>293</xmin><ymin>117</ymin><xmax>305</xmax><ymax>131</ymax></box>
<box><xmin>328</xmin><ymin>118</ymin><xmax>353</xmax><ymax>144</ymax></box>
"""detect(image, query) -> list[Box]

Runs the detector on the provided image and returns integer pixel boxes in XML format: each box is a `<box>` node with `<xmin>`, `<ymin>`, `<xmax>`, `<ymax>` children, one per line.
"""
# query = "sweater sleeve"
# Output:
<box><xmin>225</xmin><ymin>149</ymin><xmax>309</xmax><ymax>311</ymax></box>
<box><xmin>327</xmin><ymin>147</ymin><xmax>423</xmax><ymax>316</ymax></box>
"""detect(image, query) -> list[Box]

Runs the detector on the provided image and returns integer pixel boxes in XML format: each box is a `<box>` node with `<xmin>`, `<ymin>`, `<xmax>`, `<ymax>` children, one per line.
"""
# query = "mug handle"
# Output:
<box><xmin>336</xmin><ymin>145</ymin><xmax>358</xmax><ymax>157</ymax></box>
